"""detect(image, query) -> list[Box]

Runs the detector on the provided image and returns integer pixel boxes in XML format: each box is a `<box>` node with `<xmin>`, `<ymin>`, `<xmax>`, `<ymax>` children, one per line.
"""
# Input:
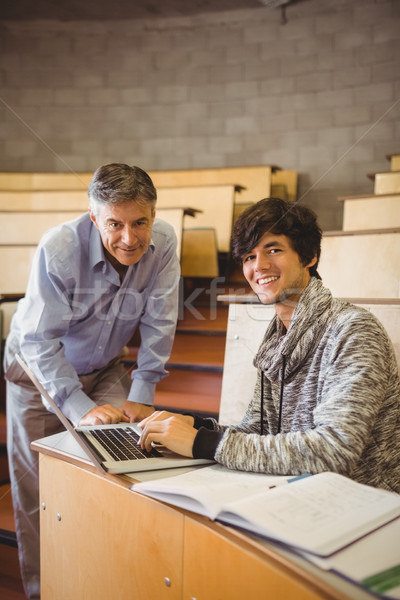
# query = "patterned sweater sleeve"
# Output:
<box><xmin>212</xmin><ymin>310</ymin><xmax>399</xmax><ymax>490</ymax></box>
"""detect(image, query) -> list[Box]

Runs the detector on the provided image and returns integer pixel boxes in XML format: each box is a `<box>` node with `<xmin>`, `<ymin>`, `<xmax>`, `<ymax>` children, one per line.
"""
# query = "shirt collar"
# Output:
<box><xmin>89</xmin><ymin>221</ymin><xmax>107</xmax><ymax>269</ymax></box>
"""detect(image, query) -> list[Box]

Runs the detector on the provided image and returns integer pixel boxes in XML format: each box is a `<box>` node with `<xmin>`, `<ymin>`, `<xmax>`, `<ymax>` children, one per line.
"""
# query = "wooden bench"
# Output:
<box><xmin>148</xmin><ymin>165</ymin><xmax>274</xmax><ymax>206</ymax></box>
<box><xmin>0</xmin><ymin>190</ymin><xmax>88</xmax><ymax>211</ymax></box>
<box><xmin>0</xmin><ymin>211</ymin><xmax>85</xmax><ymax>244</ymax></box>
<box><xmin>0</xmin><ymin>165</ymin><xmax>275</xmax><ymax>205</ymax></box>
<box><xmin>367</xmin><ymin>170</ymin><xmax>400</xmax><ymax>195</ymax></box>
<box><xmin>386</xmin><ymin>153</ymin><xmax>400</xmax><ymax>171</ymax></box>
<box><xmin>270</xmin><ymin>169</ymin><xmax>298</xmax><ymax>202</ymax></box>
<box><xmin>0</xmin><ymin>182</ymin><xmax>233</xmax><ymax>279</ymax></box>
<box><xmin>0</xmin><ymin>164</ymin><xmax>298</xmax><ymax>284</ymax></box>
<box><xmin>157</xmin><ymin>184</ymin><xmax>236</xmax><ymax>253</ymax></box>
<box><xmin>0</xmin><ymin>166</ymin><xmax>274</xmax><ymax>200</ymax></box>
<box><xmin>319</xmin><ymin>229</ymin><xmax>400</xmax><ymax>299</ymax></box>
<box><xmin>338</xmin><ymin>193</ymin><xmax>400</xmax><ymax>230</ymax></box>
<box><xmin>157</xmin><ymin>207</ymin><xmax>197</xmax><ymax>260</ymax></box>
<box><xmin>0</xmin><ymin>172</ymin><xmax>90</xmax><ymax>191</ymax></box>
<box><xmin>0</xmin><ymin>164</ymin><xmax>297</xmax><ymax>208</ymax></box>
<box><xmin>180</xmin><ymin>228</ymin><xmax>219</xmax><ymax>278</ymax></box>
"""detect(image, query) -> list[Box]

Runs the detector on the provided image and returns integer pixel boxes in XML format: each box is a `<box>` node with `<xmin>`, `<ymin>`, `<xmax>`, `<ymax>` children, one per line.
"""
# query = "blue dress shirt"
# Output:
<box><xmin>10</xmin><ymin>212</ymin><xmax>180</xmax><ymax>424</ymax></box>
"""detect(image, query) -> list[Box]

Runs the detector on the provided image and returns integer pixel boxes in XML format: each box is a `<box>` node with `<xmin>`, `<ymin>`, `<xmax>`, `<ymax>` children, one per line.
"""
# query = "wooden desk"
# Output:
<box><xmin>32</xmin><ymin>433</ymin><xmax>376</xmax><ymax>600</ymax></box>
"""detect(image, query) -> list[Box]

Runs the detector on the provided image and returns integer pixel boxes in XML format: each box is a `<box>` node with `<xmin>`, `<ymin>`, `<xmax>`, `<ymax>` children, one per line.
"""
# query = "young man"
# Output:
<box><xmin>139</xmin><ymin>197</ymin><xmax>400</xmax><ymax>494</ymax></box>
<box><xmin>4</xmin><ymin>163</ymin><xmax>180</xmax><ymax>599</ymax></box>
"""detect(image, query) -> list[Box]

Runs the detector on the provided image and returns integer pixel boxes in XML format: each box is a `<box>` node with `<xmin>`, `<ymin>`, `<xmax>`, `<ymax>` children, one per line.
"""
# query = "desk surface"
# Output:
<box><xmin>32</xmin><ymin>431</ymin><xmax>384</xmax><ymax>600</ymax></box>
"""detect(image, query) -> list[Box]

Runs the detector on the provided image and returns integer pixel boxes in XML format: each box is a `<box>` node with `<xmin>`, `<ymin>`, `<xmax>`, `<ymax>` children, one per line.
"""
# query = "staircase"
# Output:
<box><xmin>0</xmin><ymin>377</ymin><xmax>25</xmax><ymax>598</ymax></box>
<box><xmin>318</xmin><ymin>154</ymin><xmax>400</xmax><ymax>299</ymax></box>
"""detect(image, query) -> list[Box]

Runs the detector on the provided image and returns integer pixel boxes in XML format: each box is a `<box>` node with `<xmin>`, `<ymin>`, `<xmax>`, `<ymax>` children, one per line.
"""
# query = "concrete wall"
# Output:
<box><xmin>0</xmin><ymin>0</ymin><xmax>399</xmax><ymax>230</ymax></box>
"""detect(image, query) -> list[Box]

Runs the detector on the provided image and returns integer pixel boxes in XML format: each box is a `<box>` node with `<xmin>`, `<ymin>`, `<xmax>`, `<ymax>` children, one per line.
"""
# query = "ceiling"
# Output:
<box><xmin>0</xmin><ymin>0</ymin><xmax>278</xmax><ymax>21</ymax></box>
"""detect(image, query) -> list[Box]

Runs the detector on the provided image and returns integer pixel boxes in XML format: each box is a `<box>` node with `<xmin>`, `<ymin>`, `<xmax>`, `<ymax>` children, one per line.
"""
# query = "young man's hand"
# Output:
<box><xmin>138</xmin><ymin>411</ymin><xmax>196</xmax><ymax>457</ymax></box>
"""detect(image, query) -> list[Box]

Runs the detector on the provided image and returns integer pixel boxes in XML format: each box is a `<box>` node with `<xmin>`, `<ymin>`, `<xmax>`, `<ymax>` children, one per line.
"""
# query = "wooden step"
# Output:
<box><xmin>0</xmin><ymin>503</ymin><xmax>24</xmax><ymax>600</ymax></box>
<box><xmin>337</xmin><ymin>193</ymin><xmax>400</xmax><ymax>230</ymax></box>
<box><xmin>0</xmin><ymin>410</ymin><xmax>6</xmax><ymax>446</ymax></box>
<box><xmin>0</xmin><ymin>484</ymin><xmax>15</xmax><ymax>534</ymax></box>
<box><xmin>155</xmin><ymin>369</ymin><xmax>222</xmax><ymax>417</ymax></box>
<box><xmin>0</xmin><ymin>482</ymin><xmax>20</xmax><ymax>598</ymax></box>
<box><xmin>0</xmin><ymin>573</ymin><xmax>25</xmax><ymax>600</ymax></box>
<box><xmin>155</xmin><ymin>390</ymin><xmax>220</xmax><ymax>418</ymax></box>
<box><xmin>167</xmin><ymin>333</ymin><xmax>225</xmax><ymax>370</ymax></box>
<box><xmin>125</xmin><ymin>334</ymin><xmax>225</xmax><ymax>372</ymax></box>
<box><xmin>0</xmin><ymin>447</ymin><xmax>9</xmax><ymax>485</ymax></box>
<box><xmin>178</xmin><ymin>304</ymin><xmax>229</xmax><ymax>333</ymax></box>
<box><xmin>0</xmin><ymin>544</ymin><xmax>24</xmax><ymax>600</ymax></box>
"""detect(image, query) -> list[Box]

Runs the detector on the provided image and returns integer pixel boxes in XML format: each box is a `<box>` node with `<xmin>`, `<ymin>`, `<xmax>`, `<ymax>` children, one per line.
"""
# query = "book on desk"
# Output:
<box><xmin>131</xmin><ymin>466</ymin><xmax>400</xmax><ymax>599</ymax></box>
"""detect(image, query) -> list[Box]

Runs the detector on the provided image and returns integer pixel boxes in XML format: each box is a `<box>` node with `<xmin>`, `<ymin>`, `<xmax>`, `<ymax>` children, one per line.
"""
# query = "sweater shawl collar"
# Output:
<box><xmin>253</xmin><ymin>277</ymin><xmax>333</xmax><ymax>381</ymax></box>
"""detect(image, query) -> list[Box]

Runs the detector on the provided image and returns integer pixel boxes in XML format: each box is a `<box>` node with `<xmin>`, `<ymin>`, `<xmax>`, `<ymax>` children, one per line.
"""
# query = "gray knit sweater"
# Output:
<box><xmin>193</xmin><ymin>278</ymin><xmax>400</xmax><ymax>492</ymax></box>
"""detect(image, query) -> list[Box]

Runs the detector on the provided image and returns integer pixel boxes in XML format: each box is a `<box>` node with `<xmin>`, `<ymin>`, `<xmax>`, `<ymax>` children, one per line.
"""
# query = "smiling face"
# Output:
<box><xmin>242</xmin><ymin>231</ymin><xmax>317</xmax><ymax>326</ymax></box>
<box><xmin>89</xmin><ymin>200</ymin><xmax>155</xmax><ymax>274</ymax></box>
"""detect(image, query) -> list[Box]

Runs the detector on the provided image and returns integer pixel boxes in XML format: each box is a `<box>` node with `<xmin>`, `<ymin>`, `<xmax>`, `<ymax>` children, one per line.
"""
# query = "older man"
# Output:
<box><xmin>4</xmin><ymin>163</ymin><xmax>180</xmax><ymax>599</ymax></box>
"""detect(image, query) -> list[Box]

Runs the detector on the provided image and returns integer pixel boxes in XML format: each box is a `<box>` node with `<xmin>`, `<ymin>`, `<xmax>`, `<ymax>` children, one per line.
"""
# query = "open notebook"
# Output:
<box><xmin>16</xmin><ymin>354</ymin><xmax>213</xmax><ymax>474</ymax></box>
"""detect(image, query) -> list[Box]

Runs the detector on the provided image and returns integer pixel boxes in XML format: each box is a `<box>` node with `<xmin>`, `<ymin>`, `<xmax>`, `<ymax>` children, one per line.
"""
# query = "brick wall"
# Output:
<box><xmin>0</xmin><ymin>0</ymin><xmax>399</xmax><ymax>229</ymax></box>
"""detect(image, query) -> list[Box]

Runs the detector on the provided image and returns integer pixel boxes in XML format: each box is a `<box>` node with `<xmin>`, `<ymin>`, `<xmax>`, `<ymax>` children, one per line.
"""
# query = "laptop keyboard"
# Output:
<box><xmin>91</xmin><ymin>427</ymin><xmax>159</xmax><ymax>461</ymax></box>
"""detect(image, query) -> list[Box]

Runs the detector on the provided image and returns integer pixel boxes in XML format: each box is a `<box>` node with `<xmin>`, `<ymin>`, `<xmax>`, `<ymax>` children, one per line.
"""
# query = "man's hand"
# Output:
<box><xmin>78</xmin><ymin>404</ymin><xmax>129</xmax><ymax>426</ymax></box>
<box><xmin>139</xmin><ymin>411</ymin><xmax>196</xmax><ymax>457</ymax></box>
<box><xmin>121</xmin><ymin>400</ymin><xmax>155</xmax><ymax>423</ymax></box>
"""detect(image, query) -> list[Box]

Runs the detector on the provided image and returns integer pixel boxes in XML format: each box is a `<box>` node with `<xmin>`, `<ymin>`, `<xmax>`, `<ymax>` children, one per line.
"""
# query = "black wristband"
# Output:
<box><xmin>192</xmin><ymin>427</ymin><xmax>224</xmax><ymax>460</ymax></box>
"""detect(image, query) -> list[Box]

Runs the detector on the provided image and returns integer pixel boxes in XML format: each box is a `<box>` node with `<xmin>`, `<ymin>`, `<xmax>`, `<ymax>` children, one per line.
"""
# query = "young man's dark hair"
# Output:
<box><xmin>231</xmin><ymin>198</ymin><xmax>322</xmax><ymax>279</ymax></box>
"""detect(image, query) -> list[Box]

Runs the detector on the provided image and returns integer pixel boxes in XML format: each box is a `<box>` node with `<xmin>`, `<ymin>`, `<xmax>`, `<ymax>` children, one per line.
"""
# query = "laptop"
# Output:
<box><xmin>16</xmin><ymin>354</ymin><xmax>213</xmax><ymax>475</ymax></box>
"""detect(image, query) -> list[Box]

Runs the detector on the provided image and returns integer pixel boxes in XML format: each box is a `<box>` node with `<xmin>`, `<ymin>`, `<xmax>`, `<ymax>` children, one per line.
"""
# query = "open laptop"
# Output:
<box><xmin>16</xmin><ymin>354</ymin><xmax>213</xmax><ymax>474</ymax></box>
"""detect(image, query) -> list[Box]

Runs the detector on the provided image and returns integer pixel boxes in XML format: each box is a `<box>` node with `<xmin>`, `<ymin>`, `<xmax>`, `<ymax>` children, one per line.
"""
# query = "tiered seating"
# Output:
<box><xmin>151</xmin><ymin>166</ymin><xmax>276</xmax><ymax>277</ymax></box>
<box><xmin>318</xmin><ymin>154</ymin><xmax>400</xmax><ymax>299</ymax></box>
<box><xmin>0</xmin><ymin>165</ymin><xmax>278</xmax><ymax>287</ymax></box>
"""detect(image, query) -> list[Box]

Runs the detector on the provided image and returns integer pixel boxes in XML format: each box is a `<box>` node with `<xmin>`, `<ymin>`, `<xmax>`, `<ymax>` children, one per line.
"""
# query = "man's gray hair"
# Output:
<box><xmin>88</xmin><ymin>163</ymin><xmax>157</xmax><ymax>215</ymax></box>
